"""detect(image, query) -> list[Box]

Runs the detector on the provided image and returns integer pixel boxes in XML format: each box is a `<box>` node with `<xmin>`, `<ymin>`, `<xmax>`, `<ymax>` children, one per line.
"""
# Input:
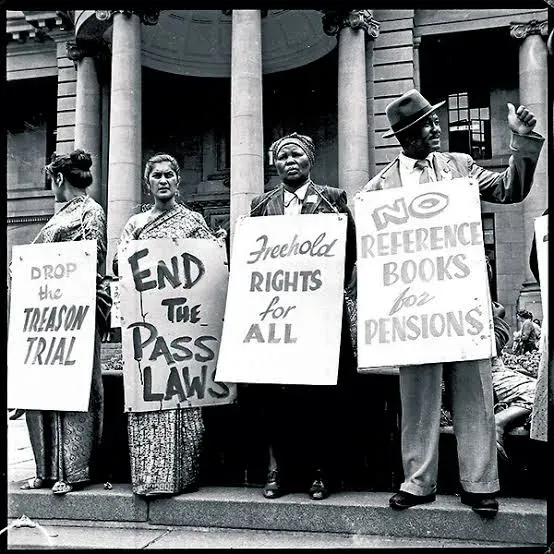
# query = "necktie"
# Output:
<box><xmin>415</xmin><ymin>159</ymin><xmax>432</xmax><ymax>184</ymax></box>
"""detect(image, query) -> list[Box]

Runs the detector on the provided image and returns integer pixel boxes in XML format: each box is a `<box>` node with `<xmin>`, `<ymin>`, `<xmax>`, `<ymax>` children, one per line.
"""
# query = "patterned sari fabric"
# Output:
<box><xmin>119</xmin><ymin>203</ymin><xmax>218</xmax><ymax>496</ymax></box>
<box><xmin>25</xmin><ymin>195</ymin><xmax>106</xmax><ymax>484</ymax></box>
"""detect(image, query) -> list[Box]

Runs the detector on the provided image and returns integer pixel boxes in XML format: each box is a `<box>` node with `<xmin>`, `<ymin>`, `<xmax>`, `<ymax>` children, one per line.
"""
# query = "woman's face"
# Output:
<box><xmin>148</xmin><ymin>161</ymin><xmax>179</xmax><ymax>202</ymax></box>
<box><xmin>274</xmin><ymin>144</ymin><xmax>311</xmax><ymax>186</ymax></box>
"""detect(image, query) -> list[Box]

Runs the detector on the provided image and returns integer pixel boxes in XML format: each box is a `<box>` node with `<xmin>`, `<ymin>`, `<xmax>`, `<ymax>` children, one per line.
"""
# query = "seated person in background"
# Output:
<box><xmin>532</xmin><ymin>319</ymin><xmax>542</xmax><ymax>339</ymax></box>
<box><xmin>515</xmin><ymin>310</ymin><xmax>540</xmax><ymax>354</ymax></box>
<box><xmin>491</xmin><ymin>303</ymin><xmax>537</xmax><ymax>462</ymax></box>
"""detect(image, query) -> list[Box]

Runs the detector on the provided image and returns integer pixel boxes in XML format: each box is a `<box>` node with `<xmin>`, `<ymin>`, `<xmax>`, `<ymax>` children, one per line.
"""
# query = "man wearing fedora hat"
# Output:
<box><xmin>362</xmin><ymin>88</ymin><xmax>544</xmax><ymax>517</ymax></box>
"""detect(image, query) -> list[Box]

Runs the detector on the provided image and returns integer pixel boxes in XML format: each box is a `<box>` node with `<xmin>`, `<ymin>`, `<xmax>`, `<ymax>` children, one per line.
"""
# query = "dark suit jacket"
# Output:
<box><xmin>363</xmin><ymin>132</ymin><xmax>544</xmax><ymax>204</ymax></box>
<box><xmin>529</xmin><ymin>208</ymin><xmax>548</xmax><ymax>284</ymax></box>
<box><xmin>250</xmin><ymin>181</ymin><xmax>357</xmax><ymax>288</ymax></box>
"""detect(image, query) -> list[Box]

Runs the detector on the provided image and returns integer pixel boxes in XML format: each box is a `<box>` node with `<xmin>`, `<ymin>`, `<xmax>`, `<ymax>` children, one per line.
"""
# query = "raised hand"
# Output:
<box><xmin>507</xmin><ymin>103</ymin><xmax>537</xmax><ymax>135</ymax></box>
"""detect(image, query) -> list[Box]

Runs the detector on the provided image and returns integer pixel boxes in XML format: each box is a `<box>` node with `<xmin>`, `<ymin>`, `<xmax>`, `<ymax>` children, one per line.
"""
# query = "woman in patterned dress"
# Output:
<box><xmin>114</xmin><ymin>153</ymin><xmax>221</xmax><ymax>496</ymax></box>
<box><xmin>21</xmin><ymin>149</ymin><xmax>107</xmax><ymax>495</ymax></box>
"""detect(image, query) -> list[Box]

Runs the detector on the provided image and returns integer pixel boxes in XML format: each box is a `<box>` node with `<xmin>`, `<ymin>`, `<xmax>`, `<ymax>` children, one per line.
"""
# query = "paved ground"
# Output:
<box><xmin>5</xmin><ymin>416</ymin><xmax>543</xmax><ymax>549</ymax></box>
<box><xmin>5</xmin><ymin>518</ymin><xmax>523</xmax><ymax>549</ymax></box>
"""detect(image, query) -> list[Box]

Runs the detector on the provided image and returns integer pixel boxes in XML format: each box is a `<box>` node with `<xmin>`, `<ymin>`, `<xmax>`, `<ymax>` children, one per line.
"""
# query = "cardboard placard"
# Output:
<box><xmin>215</xmin><ymin>214</ymin><xmax>347</xmax><ymax>385</ymax></box>
<box><xmin>8</xmin><ymin>241</ymin><xmax>97</xmax><ymax>411</ymax></box>
<box><xmin>355</xmin><ymin>178</ymin><xmax>494</xmax><ymax>368</ymax></box>
<box><xmin>119</xmin><ymin>238</ymin><xmax>236</xmax><ymax>412</ymax></box>
<box><xmin>534</xmin><ymin>215</ymin><xmax>548</xmax><ymax>338</ymax></box>
<box><xmin>110</xmin><ymin>279</ymin><xmax>121</xmax><ymax>328</ymax></box>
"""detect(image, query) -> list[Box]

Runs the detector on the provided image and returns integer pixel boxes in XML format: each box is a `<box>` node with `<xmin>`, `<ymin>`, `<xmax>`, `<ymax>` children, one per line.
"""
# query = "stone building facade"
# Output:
<box><xmin>6</xmin><ymin>8</ymin><xmax>549</xmax><ymax>333</ymax></box>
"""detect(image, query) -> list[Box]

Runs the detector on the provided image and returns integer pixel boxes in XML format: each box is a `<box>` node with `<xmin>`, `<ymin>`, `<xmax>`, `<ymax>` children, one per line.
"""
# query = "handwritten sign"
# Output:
<box><xmin>110</xmin><ymin>279</ymin><xmax>121</xmax><ymax>328</ymax></box>
<box><xmin>355</xmin><ymin>178</ymin><xmax>494</xmax><ymax>368</ymax></box>
<box><xmin>534</xmin><ymin>215</ymin><xmax>548</xmax><ymax>339</ymax></box>
<box><xmin>215</xmin><ymin>214</ymin><xmax>347</xmax><ymax>385</ymax></box>
<box><xmin>8</xmin><ymin>241</ymin><xmax>97</xmax><ymax>411</ymax></box>
<box><xmin>119</xmin><ymin>238</ymin><xmax>236</xmax><ymax>412</ymax></box>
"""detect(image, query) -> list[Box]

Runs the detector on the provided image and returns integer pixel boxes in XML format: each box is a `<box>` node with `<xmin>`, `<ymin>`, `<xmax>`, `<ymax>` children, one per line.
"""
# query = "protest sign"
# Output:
<box><xmin>119</xmin><ymin>238</ymin><xmax>236</xmax><ymax>412</ymax></box>
<box><xmin>110</xmin><ymin>279</ymin><xmax>121</xmax><ymax>328</ymax></box>
<box><xmin>215</xmin><ymin>214</ymin><xmax>347</xmax><ymax>385</ymax></box>
<box><xmin>8</xmin><ymin>240</ymin><xmax>97</xmax><ymax>411</ymax></box>
<box><xmin>534</xmin><ymin>215</ymin><xmax>548</xmax><ymax>338</ymax></box>
<box><xmin>355</xmin><ymin>178</ymin><xmax>494</xmax><ymax>369</ymax></box>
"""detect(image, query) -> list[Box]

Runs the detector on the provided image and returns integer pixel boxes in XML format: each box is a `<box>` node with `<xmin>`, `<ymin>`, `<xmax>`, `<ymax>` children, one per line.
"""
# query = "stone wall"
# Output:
<box><xmin>55</xmin><ymin>40</ymin><xmax>76</xmax><ymax>154</ymax></box>
<box><xmin>372</xmin><ymin>10</ymin><xmax>415</xmax><ymax>172</ymax></box>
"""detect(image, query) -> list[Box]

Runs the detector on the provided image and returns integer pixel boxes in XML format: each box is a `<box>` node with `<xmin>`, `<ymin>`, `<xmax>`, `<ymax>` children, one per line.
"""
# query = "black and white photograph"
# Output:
<box><xmin>4</xmin><ymin>5</ymin><xmax>551</xmax><ymax>549</ymax></box>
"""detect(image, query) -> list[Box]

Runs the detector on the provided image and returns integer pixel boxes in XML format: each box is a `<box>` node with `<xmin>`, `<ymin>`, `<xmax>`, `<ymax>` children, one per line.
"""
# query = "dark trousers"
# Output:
<box><xmin>254</xmin><ymin>316</ymin><xmax>356</xmax><ymax>487</ymax></box>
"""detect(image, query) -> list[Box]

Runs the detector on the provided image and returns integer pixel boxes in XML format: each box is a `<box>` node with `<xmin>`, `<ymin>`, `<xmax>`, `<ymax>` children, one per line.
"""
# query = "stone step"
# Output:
<box><xmin>8</xmin><ymin>483</ymin><xmax>547</xmax><ymax>546</ymax></box>
<box><xmin>5</xmin><ymin>520</ymin><xmax>532</xmax><ymax>550</ymax></box>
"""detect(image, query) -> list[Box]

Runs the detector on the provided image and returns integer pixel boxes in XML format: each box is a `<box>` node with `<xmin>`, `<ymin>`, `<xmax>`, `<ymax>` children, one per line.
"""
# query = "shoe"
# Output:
<box><xmin>309</xmin><ymin>470</ymin><xmax>330</xmax><ymax>500</ymax></box>
<box><xmin>20</xmin><ymin>477</ymin><xmax>45</xmax><ymax>490</ymax></box>
<box><xmin>263</xmin><ymin>469</ymin><xmax>284</xmax><ymax>499</ymax></box>
<box><xmin>389</xmin><ymin>491</ymin><xmax>436</xmax><ymax>510</ymax></box>
<box><xmin>52</xmin><ymin>480</ymin><xmax>74</xmax><ymax>495</ymax></box>
<box><xmin>460</xmin><ymin>492</ymin><xmax>499</xmax><ymax>518</ymax></box>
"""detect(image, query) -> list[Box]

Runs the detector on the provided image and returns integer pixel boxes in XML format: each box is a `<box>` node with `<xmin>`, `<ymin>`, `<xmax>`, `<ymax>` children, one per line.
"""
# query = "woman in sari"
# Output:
<box><xmin>21</xmin><ymin>149</ymin><xmax>107</xmax><ymax>495</ymax></box>
<box><xmin>114</xmin><ymin>153</ymin><xmax>220</xmax><ymax>496</ymax></box>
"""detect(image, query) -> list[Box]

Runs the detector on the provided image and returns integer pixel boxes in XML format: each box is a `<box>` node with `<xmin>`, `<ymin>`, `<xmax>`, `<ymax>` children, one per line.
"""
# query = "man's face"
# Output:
<box><xmin>274</xmin><ymin>144</ymin><xmax>311</xmax><ymax>187</ymax></box>
<box><xmin>402</xmin><ymin>113</ymin><xmax>441</xmax><ymax>159</ymax></box>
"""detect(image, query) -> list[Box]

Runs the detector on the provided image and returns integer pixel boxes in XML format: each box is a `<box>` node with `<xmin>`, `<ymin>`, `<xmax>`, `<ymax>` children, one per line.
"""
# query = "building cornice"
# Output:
<box><xmin>7</xmin><ymin>214</ymin><xmax>51</xmax><ymax>225</ymax></box>
<box><xmin>6</xmin><ymin>10</ymin><xmax>72</xmax><ymax>43</ymax></box>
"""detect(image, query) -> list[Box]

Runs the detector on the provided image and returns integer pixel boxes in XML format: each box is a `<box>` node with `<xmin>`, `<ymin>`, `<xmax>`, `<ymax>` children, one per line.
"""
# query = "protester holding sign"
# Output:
<box><xmin>246</xmin><ymin>132</ymin><xmax>356</xmax><ymax>501</ymax></box>
<box><xmin>20</xmin><ymin>149</ymin><xmax>107</xmax><ymax>495</ymax></box>
<box><xmin>114</xmin><ymin>153</ymin><xmax>223</xmax><ymax>497</ymax></box>
<box><xmin>362</xmin><ymin>89</ymin><xmax>544</xmax><ymax>517</ymax></box>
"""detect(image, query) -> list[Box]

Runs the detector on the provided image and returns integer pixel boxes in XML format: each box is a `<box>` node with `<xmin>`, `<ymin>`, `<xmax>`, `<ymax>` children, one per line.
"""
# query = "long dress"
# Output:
<box><xmin>25</xmin><ymin>195</ymin><xmax>106</xmax><ymax>485</ymax></box>
<box><xmin>118</xmin><ymin>202</ymin><xmax>218</xmax><ymax>496</ymax></box>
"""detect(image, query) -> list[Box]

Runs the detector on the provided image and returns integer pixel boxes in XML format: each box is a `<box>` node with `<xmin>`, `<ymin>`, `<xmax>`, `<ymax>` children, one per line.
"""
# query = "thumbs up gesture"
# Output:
<box><xmin>507</xmin><ymin>103</ymin><xmax>537</xmax><ymax>135</ymax></box>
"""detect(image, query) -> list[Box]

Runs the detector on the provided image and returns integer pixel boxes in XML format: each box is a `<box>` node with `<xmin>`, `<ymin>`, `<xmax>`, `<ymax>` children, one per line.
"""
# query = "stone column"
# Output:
<box><xmin>229</xmin><ymin>10</ymin><xmax>264</xmax><ymax>247</ymax></box>
<box><xmin>322</xmin><ymin>10</ymin><xmax>379</xmax><ymax>204</ymax></box>
<box><xmin>67</xmin><ymin>42</ymin><xmax>103</xmax><ymax>207</ymax></box>
<box><xmin>96</xmin><ymin>10</ymin><xmax>158</xmax><ymax>272</ymax></box>
<box><xmin>510</xmin><ymin>20</ymin><xmax>548</xmax><ymax>311</ymax></box>
<box><xmin>365</xmin><ymin>34</ymin><xmax>377</xmax><ymax>179</ymax></box>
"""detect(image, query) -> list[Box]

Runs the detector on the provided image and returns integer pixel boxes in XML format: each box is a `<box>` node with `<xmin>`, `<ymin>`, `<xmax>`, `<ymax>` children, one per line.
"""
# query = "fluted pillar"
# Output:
<box><xmin>229</xmin><ymin>10</ymin><xmax>264</xmax><ymax>247</ymax></box>
<box><xmin>510</xmin><ymin>20</ymin><xmax>548</xmax><ymax>294</ymax></box>
<box><xmin>323</xmin><ymin>10</ymin><xmax>379</xmax><ymax>204</ymax></box>
<box><xmin>97</xmin><ymin>10</ymin><xmax>158</xmax><ymax>272</ymax></box>
<box><xmin>365</xmin><ymin>34</ymin><xmax>377</xmax><ymax>179</ymax></box>
<box><xmin>67</xmin><ymin>43</ymin><xmax>103</xmax><ymax>207</ymax></box>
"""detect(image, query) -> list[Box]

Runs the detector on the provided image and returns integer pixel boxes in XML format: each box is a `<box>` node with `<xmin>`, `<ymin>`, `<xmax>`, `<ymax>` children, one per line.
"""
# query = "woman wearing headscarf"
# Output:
<box><xmin>114</xmin><ymin>153</ymin><xmax>222</xmax><ymax>496</ymax></box>
<box><xmin>248</xmin><ymin>132</ymin><xmax>357</xmax><ymax>500</ymax></box>
<box><xmin>21</xmin><ymin>149</ymin><xmax>108</xmax><ymax>495</ymax></box>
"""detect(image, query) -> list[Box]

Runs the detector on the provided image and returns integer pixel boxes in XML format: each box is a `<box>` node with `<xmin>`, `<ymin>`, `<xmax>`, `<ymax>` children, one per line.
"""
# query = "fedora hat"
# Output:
<box><xmin>383</xmin><ymin>89</ymin><xmax>445</xmax><ymax>138</ymax></box>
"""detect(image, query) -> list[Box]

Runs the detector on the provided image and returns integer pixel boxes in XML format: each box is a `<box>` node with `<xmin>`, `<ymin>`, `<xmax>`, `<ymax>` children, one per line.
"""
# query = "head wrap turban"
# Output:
<box><xmin>268</xmin><ymin>132</ymin><xmax>315</xmax><ymax>167</ymax></box>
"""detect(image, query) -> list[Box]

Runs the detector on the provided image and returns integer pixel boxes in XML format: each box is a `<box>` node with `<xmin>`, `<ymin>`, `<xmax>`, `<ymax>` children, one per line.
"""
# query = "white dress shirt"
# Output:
<box><xmin>398</xmin><ymin>152</ymin><xmax>437</xmax><ymax>186</ymax></box>
<box><xmin>283</xmin><ymin>182</ymin><xmax>310</xmax><ymax>215</ymax></box>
